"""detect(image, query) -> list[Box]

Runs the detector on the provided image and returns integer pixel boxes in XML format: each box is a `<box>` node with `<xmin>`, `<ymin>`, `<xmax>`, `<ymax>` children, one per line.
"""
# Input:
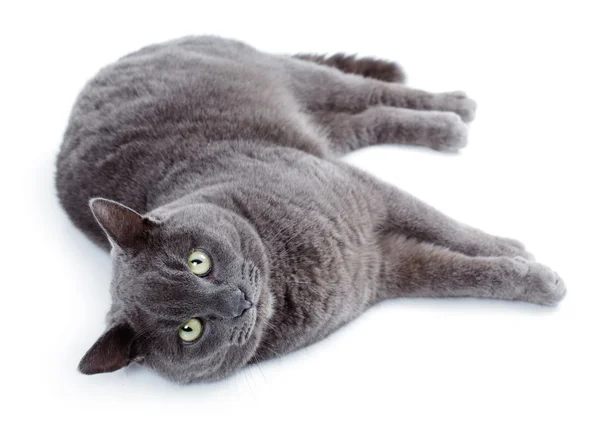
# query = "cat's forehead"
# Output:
<box><xmin>156</xmin><ymin>203</ymin><xmax>234</xmax><ymax>229</ymax></box>
<box><xmin>149</xmin><ymin>206</ymin><xmax>241</xmax><ymax>253</ymax></box>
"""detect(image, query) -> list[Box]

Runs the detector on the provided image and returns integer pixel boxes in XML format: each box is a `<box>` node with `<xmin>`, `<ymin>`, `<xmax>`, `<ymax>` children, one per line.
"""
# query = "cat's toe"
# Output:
<box><xmin>520</xmin><ymin>261</ymin><xmax>566</xmax><ymax>306</ymax></box>
<box><xmin>427</xmin><ymin>112</ymin><xmax>469</xmax><ymax>151</ymax></box>
<box><xmin>433</xmin><ymin>92</ymin><xmax>477</xmax><ymax>123</ymax></box>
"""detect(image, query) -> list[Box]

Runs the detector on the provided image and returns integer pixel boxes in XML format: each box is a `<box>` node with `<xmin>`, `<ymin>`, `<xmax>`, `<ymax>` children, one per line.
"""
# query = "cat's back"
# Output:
<box><xmin>58</xmin><ymin>36</ymin><xmax>286</xmax><ymax>161</ymax></box>
<box><xmin>56</xmin><ymin>36</ymin><xmax>303</xmax><ymax>244</ymax></box>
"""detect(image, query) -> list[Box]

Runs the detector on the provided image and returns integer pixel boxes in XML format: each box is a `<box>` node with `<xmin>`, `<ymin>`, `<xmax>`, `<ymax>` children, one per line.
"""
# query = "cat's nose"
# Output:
<box><xmin>207</xmin><ymin>288</ymin><xmax>252</xmax><ymax>319</ymax></box>
<box><xmin>234</xmin><ymin>292</ymin><xmax>253</xmax><ymax>317</ymax></box>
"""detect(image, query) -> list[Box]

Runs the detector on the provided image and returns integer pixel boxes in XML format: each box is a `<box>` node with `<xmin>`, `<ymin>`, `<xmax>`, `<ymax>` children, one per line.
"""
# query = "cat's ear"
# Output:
<box><xmin>89</xmin><ymin>198</ymin><xmax>153</xmax><ymax>249</ymax></box>
<box><xmin>78</xmin><ymin>322</ymin><xmax>138</xmax><ymax>375</ymax></box>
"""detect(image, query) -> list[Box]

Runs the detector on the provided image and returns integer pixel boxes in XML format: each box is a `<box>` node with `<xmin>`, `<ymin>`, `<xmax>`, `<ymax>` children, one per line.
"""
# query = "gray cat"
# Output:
<box><xmin>55</xmin><ymin>36</ymin><xmax>565</xmax><ymax>383</ymax></box>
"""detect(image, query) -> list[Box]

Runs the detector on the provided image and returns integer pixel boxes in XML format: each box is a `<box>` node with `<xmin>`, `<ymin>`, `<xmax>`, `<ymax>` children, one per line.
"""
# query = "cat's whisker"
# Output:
<box><xmin>250</xmin><ymin>350</ymin><xmax>268</xmax><ymax>382</ymax></box>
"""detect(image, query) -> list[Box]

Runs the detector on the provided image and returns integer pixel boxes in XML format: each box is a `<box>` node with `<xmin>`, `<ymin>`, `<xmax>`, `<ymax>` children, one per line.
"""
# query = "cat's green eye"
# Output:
<box><xmin>187</xmin><ymin>250</ymin><xmax>212</xmax><ymax>276</ymax></box>
<box><xmin>178</xmin><ymin>318</ymin><xmax>203</xmax><ymax>342</ymax></box>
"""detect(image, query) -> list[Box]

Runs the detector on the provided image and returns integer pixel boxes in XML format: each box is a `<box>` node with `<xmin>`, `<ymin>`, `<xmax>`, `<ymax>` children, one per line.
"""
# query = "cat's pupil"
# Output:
<box><xmin>192</xmin><ymin>260</ymin><xmax>202</xmax><ymax>265</ymax></box>
<box><xmin>183</xmin><ymin>326</ymin><xmax>193</xmax><ymax>332</ymax></box>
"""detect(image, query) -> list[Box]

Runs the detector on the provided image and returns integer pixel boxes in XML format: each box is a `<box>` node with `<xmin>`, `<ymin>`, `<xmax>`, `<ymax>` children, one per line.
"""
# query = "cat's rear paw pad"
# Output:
<box><xmin>519</xmin><ymin>261</ymin><xmax>566</xmax><ymax>306</ymax></box>
<box><xmin>433</xmin><ymin>92</ymin><xmax>477</xmax><ymax>123</ymax></box>
<box><xmin>427</xmin><ymin>112</ymin><xmax>469</xmax><ymax>151</ymax></box>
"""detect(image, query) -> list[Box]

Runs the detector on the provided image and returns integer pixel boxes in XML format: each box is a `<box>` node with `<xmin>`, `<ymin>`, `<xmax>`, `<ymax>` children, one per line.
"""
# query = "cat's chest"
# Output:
<box><xmin>242</xmin><ymin>167</ymin><xmax>380</xmax><ymax>351</ymax></box>
<box><xmin>225</xmin><ymin>161</ymin><xmax>373</xmax><ymax>247</ymax></box>
<box><xmin>215</xmin><ymin>160</ymin><xmax>378</xmax><ymax>282</ymax></box>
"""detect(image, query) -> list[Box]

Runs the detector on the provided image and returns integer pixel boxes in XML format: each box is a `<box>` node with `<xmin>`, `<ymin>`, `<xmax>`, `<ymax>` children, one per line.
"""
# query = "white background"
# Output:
<box><xmin>1</xmin><ymin>1</ymin><xmax>598</xmax><ymax>427</ymax></box>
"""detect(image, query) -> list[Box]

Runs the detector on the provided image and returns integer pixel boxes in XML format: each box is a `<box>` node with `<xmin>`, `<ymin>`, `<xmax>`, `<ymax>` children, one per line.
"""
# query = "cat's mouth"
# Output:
<box><xmin>236</xmin><ymin>290</ymin><xmax>253</xmax><ymax>318</ymax></box>
<box><xmin>237</xmin><ymin>260</ymin><xmax>261</xmax><ymax>314</ymax></box>
<box><xmin>228</xmin><ymin>296</ymin><xmax>258</xmax><ymax>346</ymax></box>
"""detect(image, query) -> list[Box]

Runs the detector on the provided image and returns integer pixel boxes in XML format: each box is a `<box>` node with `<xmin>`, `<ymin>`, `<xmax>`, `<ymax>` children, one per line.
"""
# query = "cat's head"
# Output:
<box><xmin>78</xmin><ymin>198</ymin><xmax>272</xmax><ymax>383</ymax></box>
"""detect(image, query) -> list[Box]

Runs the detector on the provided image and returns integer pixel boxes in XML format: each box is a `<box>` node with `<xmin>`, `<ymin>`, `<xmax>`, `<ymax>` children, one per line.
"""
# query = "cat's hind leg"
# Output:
<box><xmin>293</xmin><ymin>53</ymin><xmax>406</xmax><ymax>83</ymax></box>
<box><xmin>315</xmin><ymin>106</ymin><xmax>468</xmax><ymax>155</ymax></box>
<box><xmin>375</xmin><ymin>235</ymin><xmax>566</xmax><ymax>306</ymax></box>
<box><xmin>287</xmin><ymin>59</ymin><xmax>477</xmax><ymax>122</ymax></box>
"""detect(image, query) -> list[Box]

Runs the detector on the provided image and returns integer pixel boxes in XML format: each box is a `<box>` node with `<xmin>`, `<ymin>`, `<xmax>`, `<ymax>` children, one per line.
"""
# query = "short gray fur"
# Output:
<box><xmin>55</xmin><ymin>36</ymin><xmax>566</xmax><ymax>384</ymax></box>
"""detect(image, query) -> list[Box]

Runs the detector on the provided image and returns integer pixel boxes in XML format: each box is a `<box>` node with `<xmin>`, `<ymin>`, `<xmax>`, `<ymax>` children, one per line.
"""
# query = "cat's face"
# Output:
<box><xmin>78</xmin><ymin>199</ymin><xmax>271</xmax><ymax>383</ymax></box>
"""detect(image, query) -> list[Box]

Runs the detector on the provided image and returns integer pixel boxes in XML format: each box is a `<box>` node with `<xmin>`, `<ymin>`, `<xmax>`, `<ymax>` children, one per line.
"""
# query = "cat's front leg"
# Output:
<box><xmin>376</xmin><ymin>235</ymin><xmax>566</xmax><ymax>305</ymax></box>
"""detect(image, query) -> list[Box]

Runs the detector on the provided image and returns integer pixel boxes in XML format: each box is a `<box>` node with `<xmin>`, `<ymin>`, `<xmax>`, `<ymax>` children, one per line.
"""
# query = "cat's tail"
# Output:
<box><xmin>293</xmin><ymin>53</ymin><xmax>406</xmax><ymax>83</ymax></box>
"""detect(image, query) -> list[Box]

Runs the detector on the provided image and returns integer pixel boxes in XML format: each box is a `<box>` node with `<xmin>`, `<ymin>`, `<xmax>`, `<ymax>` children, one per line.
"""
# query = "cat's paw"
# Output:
<box><xmin>512</xmin><ymin>257</ymin><xmax>566</xmax><ymax>306</ymax></box>
<box><xmin>426</xmin><ymin>112</ymin><xmax>469</xmax><ymax>151</ymax></box>
<box><xmin>432</xmin><ymin>91</ymin><xmax>477</xmax><ymax>123</ymax></box>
